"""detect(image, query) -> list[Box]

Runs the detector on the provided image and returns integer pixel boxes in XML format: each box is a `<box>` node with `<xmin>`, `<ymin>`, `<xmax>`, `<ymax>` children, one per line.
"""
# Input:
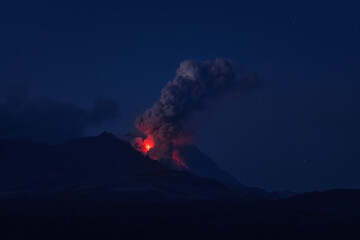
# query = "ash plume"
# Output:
<box><xmin>135</xmin><ymin>58</ymin><xmax>260</xmax><ymax>160</ymax></box>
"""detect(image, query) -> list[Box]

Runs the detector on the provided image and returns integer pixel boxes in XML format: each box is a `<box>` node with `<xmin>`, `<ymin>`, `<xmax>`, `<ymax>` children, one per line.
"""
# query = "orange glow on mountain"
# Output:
<box><xmin>172</xmin><ymin>148</ymin><xmax>189</xmax><ymax>170</ymax></box>
<box><xmin>131</xmin><ymin>134</ymin><xmax>189</xmax><ymax>170</ymax></box>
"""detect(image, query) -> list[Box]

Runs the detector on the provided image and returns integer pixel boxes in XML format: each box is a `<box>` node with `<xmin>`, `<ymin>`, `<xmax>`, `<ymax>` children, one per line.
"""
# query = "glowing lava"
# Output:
<box><xmin>172</xmin><ymin>148</ymin><xmax>189</xmax><ymax>170</ymax></box>
<box><xmin>131</xmin><ymin>135</ymin><xmax>189</xmax><ymax>170</ymax></box>
<box><xmin>143</xmin><ymin>135</ymin><xmax>154</xmax><ymax>154</ymax></box>
<box><xmin>131</xmin><ymin>135</ymin><xmax>155</xmax><ymax>155</ymax></box>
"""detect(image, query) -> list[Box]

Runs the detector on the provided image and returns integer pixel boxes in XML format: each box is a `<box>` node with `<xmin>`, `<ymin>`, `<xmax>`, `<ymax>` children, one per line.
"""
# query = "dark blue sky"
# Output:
<box><xmin>1</xmin><ymin>1</ymin><xmax>359</xmax><ymax>192</ymax></box>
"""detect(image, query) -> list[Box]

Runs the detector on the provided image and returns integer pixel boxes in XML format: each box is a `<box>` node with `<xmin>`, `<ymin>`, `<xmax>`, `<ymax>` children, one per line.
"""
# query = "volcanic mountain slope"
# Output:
<box><xmin>124</xmin><ymin>132</ymin><xmax>274</xmax><ymax>197</ymax></box>
<box><xmin>168</xmin><ymin>144</ymin><xmax>239</xmax><ymax>184</ymax></box>
<box><xmin>0</xmin><ymin>132</ymin><xmax>240</xmax><ymax>199</ymax></box>
<box><xmin>166</xmin><ymin>143</ymin><xmax>279</xmax><ymax>198</ymax></box>
<box><xmin>124</xmin><ymin>132</ymin><xmax>241</xmax><ymax>185</ymax></box>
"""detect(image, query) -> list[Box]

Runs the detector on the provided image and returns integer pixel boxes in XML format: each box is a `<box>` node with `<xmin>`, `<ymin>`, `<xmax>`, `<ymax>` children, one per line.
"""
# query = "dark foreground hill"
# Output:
<box><xmin>1</xmin><ymin>194</ymin><xmax>360</xmax><ymax>240</ymax></box>
<box><xmin>280</xmin><ymin>188</ymin><xmax>360</xmax><ymax>215</ymax></box>
<box><xmin>1</xmin><ymin>133</ymin><xmax>360</xmax><ymax>239</ymax></box>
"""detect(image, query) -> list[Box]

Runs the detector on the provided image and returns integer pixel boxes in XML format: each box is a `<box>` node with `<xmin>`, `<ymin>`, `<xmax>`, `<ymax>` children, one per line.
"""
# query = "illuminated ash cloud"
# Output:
<box><xmin>134</xmin><ymin>58</ymin><xmax>260</xmax><ymax>161</ymax></box>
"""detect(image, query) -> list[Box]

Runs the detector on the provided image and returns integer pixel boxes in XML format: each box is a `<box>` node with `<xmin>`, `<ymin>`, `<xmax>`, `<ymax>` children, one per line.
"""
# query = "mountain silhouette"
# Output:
<box><xmin>0</xmin><ymin>132</ymin><xmax>242</xmax><ymax>199</ymax></box>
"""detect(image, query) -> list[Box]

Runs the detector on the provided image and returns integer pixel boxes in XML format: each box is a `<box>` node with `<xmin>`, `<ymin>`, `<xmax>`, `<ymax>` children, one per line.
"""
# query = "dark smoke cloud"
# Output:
<box><xmin>0</xmin><ymin>84</ymin><xmax>119</xmax><ymax>143</ymax></box>
<box><xmin>135</xmin><ymin>58</ymin><xmax>260</xmax><ymax>159</ymax></box>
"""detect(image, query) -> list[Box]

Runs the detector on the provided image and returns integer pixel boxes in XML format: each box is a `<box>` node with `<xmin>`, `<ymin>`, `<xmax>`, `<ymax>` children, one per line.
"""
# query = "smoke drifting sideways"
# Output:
<box><xmin>132</xmin><ymin>58</ymin><xmax>261</xmax><ymax>166</ymax></box>
<box><xmin>0</xmin><ymin>84</ymin><xmax>119</xmax><ymax>144</ymax></box>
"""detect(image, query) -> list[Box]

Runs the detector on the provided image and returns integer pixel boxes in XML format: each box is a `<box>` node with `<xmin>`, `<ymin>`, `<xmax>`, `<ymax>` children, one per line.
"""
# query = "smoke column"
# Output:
<box><xmin>134</xmin><ymin>58</ymin><xmax>259</xmax><ymax>162</ymax></box>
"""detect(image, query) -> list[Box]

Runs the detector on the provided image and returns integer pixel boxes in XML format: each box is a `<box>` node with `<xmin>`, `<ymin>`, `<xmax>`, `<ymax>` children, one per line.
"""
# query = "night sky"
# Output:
<box><xmin>1</xmin><ymin>1</ymin><xmax>359</xmax><ymax>192</ymax></box>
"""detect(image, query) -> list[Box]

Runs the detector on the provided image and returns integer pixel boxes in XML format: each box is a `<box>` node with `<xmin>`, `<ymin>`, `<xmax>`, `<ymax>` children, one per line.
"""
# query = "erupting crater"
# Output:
<box><xmin>131</xmin><ymin>135</ymin><xmax>189</xmax><ymax>170</ymax></box>
<box><xmin>132</xmin><ymin>135</ymin><xmax>155</xmax><ymax>155</ymax></box>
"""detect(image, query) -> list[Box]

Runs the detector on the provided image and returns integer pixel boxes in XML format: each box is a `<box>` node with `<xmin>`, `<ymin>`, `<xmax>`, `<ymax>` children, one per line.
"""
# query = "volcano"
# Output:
<box><xmin>126</xmin><ymin>134</ymin><xmax>241</xmax><ymax>185</ymax></box>
<box><xmin>0</xmin><ymin>132</ymin><xmax>246</xmax><ymax>199</ymax></box>
<box><xmin>0</xmin><ymin>132</ymin><xmax>282</xmax><ymax>200</ymax></box>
